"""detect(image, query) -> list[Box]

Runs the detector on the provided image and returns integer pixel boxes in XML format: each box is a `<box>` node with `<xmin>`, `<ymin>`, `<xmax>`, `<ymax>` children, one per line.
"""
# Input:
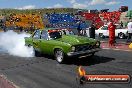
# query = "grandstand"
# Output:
<box><xmin>5</xmin><ymin>14</ymin><xmax>44</xmax><ymax>31</ymax></box>
<box><xmin>0</xmin><ymin>8</ymin><xmax>131</xmax><ymax>32</ymax></box>
<box><xmin>78</xmin><ymin>11</ymin><xmax>125</xmax><ymax>29</ymax></box>
<box><xmin>80</xmin><ymin>12</ymin><xmax>104</xmax><ymax>29</ymax></box>
<box><xmin>100</xmin><ymin>11</ymin><xmax>121</xmax><ymax>24</ymax></box>
<box><xmin>44</xmin><ymin>13</ymin><xmax>88</xmax><ymax>29</ymax></box>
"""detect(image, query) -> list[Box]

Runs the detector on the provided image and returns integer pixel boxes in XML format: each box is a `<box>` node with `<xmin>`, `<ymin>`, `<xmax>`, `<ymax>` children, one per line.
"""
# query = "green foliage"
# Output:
<box><xmin>126</xmin><ymin>10</ymin><xmax>132</xmax><ymax>19</ymax></box>
<box><xmin>0</xmin><ymin>8</ymin><xmax>79</xmax><ymax>17</ymax></box>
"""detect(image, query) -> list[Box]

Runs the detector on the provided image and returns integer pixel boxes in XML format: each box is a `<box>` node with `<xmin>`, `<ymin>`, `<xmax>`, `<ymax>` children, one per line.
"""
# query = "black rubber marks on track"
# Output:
<box><xmin>0</xmin><ymin>60</ymin><xmax>45</xmax><ymax>71</ymax></box>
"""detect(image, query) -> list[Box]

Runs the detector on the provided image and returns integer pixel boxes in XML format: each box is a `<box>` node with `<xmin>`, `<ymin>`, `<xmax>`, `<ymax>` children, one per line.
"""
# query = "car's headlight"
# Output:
<box><xmin>71</xmin><ymin>46</ymin><xmax>75</xmax><ymax>52</ymax></box>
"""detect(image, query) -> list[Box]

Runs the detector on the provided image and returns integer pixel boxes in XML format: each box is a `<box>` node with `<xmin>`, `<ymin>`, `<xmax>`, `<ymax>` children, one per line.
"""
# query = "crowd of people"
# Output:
<box><xmin>0</xmin><ymin>11</ymin><xmax>132</xmax><ymax>45</ymax></box>
<box><xmin>3</xmin><ymin>13</ymin><xmax>44</xmax><ymax>32</ymax></box>
<box><xmin>44</xmin><ymin>13</ymin><xmax>88</xmax><ymax>29</ymax></box>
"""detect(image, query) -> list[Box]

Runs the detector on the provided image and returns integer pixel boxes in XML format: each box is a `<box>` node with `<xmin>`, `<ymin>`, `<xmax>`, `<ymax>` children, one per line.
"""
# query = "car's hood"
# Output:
<box><xmin>56</xmin><ymin>35</ymin><xmax>97</xmax><ymax>45</ymax></box>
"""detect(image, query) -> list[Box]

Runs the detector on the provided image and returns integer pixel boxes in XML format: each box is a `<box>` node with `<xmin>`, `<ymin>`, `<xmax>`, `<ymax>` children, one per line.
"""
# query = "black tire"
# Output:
<box><xmin>27</xmin><ymin>45</ymin><xmax>35</xmax><ymax>56</ymax></box>
<box><xmin>34</xmin><ymin>49</ymin><xmax>41</xmax><ymax>57</ymax></box>
<box><xmin>118</xmin><ymin>33</ymin><xmax>125</xmax><ymax>39</ymax></box>
<box><xmin>99</xmin><ymin>33</ymin><xmax>105</xmax><ymax>38</ymax></box>
<box><xmin>54</xmin><ymin>49</ymin><xmax>65</xmax><ymax>64</ymax></box>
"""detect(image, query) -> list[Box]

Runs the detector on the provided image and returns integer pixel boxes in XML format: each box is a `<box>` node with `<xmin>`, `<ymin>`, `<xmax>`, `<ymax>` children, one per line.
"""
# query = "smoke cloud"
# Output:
<box><xmin>0</xmin><ymin>30</ymin><xmax>34</xmax><ymax>57</ymax></box>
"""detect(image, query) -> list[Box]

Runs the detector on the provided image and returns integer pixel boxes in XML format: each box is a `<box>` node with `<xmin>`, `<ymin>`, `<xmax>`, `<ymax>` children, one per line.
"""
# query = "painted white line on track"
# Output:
<box><xmin>102</xmin><ymin>48</ymin><xmax>132</xmax><ymax>52</ymax></box>
<box><xmin>0</xmin><ymin>74</ymin><xmax>20</xmax><ymax>88</ymax></box>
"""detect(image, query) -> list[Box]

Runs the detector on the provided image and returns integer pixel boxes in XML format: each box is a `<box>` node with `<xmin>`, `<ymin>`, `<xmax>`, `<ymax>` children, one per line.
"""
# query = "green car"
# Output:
<box><xmin>25</xmin><ymin>28</ymin><xmax>101</xmax><ymax>63</ymax></box>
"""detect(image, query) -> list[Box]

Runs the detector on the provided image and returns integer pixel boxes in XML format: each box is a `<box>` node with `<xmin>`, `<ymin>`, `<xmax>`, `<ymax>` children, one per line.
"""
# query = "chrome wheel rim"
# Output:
<box><xmin>55</xmin><ymin>50</ymin><xmax>63</xmax><ymax>63</ymax></box>
<box><xmin>99</xmin><ymin>33</ymin><xmax>103</xmax><ymax>38</ymax></box>
<box><xmin>119</xmin><ymin>34</ymin><xmax>124</xmax><ymax>39</ymax></box>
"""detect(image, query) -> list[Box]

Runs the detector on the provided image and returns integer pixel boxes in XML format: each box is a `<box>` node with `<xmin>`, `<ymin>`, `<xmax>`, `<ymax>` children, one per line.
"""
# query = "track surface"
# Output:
<box><xmin>0</xmin><ymin>49</ymin><xmax>132</xmax><ymax>88</ymax></box>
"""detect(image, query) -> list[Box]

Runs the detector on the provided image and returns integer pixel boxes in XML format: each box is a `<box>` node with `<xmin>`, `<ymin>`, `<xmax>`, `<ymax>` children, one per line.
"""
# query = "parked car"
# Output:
<box><xmin>95</xmin><ymin>25</ymin><xmax>128</xmax><ymax>39</ymax></box>
<box><xmin>25</xmin><ymin>28</ymin><xmax>101</xmax><ymax>63</ymax></box>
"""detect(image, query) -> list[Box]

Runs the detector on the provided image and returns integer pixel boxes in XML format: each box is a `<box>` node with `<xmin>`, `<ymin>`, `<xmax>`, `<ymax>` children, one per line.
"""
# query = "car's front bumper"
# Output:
<box><xmin>67</xmin><ymin>48</ymin><xmax>101</xmax><ymax>56</ymax></box>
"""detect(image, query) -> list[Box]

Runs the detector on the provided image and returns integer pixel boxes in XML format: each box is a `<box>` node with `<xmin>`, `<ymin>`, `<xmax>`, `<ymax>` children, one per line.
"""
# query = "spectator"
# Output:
<box><xmin>126</xmin><ymin>19</ymin><xmax>132</xmax><ymax>43</ymax></box>
<box><xmin>19</xmin><ymin>26</ymin><xmax>23</xmax><ymax>32</ymax></box>
<box><xmin>77</xmin><ymin>21</ymin><xmax>82</xmax><ymax>35</ymax></box>
<box><xmin>108</xmin><ymin>20</ymin><xmax>116</xmax><ymax>47</ymax></box>
<box><xmin>120</xmin><ymin>21</ymin><xmax>123</xmax><ymax>28</ymax></box>
<box><xmin>89</xmin><ymin>22</ymin><xmax>96</xmax><ymax>39</ymax></box>
<box><xmin>3</xmin><ymin>24</ymin><xmax>7</xmax><ymax>32</ymax></box>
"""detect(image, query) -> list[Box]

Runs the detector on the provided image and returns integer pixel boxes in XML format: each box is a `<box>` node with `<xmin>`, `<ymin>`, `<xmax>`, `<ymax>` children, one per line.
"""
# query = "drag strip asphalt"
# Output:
<box><xmin>0</xmin><ymin>49</ymin><xmax>132</xmax><ymax>88</ymax></box>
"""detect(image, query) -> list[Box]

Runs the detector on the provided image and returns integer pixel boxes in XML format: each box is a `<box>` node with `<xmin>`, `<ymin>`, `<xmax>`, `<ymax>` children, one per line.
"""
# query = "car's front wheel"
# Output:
<box><xmin>54</xmin><ymin>49</ymin><xmax>65</xmax><ymax>64</ymax></box>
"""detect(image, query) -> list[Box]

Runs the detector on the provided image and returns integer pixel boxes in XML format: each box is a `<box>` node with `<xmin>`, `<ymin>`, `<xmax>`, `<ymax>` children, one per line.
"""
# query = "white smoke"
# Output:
<box><xmin>0</xmin><ymin>30</ymin><xmax>34</xmax><ymax>57</ymax></box>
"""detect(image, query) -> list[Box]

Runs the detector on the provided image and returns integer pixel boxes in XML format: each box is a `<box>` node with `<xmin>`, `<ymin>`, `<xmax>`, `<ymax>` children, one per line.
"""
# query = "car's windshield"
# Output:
<box><xmin>49</xmin><ymin>31</ymin><xmax>62</xmax><ymax>39</ymax></box>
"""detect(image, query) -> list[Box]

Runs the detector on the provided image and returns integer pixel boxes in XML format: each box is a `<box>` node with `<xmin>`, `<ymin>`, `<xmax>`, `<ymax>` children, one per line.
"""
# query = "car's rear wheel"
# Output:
<box><xmin>99</xmin><ymin>33</ymin><xmax>105</xmax><ymax>38</ymax></box>
<box><xmin>118</xmin><ymin>33</ymin><xmax>125</xmax><ymax>39</ymax></box>
<box><xmin>34</xmin><ymin>49</ymin><xmax>41</xmax><ymax>57</ymax></box>
<box><xmin>54</xmin><ymin>49</ymin><xmax>65</xmax><ymax>64</ymax></box>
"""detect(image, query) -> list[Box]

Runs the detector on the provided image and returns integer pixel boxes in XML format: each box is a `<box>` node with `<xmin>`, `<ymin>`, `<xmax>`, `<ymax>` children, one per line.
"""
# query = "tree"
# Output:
<box><xmin>126</xmin><ymin>10</ymin><xmax>132</xmax><ymax>19</ymax></box>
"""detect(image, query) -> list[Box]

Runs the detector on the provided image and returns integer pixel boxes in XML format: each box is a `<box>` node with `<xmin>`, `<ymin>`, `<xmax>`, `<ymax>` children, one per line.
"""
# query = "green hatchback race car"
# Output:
<box><xmin>25</xmin><ymin>28</ymin><xmax>101</xmax><ymax>63</ymax></box>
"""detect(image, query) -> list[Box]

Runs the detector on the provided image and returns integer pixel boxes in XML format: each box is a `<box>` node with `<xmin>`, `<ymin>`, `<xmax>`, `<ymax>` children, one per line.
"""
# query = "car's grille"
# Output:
<box><xmin>75</xmin><ymin>44</ymin><xmax>95</xmax><ymax>52</ymax></box>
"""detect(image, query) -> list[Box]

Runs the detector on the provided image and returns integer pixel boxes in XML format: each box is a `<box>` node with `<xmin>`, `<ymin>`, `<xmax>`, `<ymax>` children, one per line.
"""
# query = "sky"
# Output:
<box><xmin>0</xmin><ymin>0</ymin><xmax>131</xmax><ymax>11</ymax></box>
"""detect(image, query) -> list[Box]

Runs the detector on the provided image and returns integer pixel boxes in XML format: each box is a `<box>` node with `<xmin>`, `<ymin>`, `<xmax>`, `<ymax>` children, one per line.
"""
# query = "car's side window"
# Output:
<box><xmin>41</xmin><ymin>30</ymin><xmax>49</xmax><ymax>40</ymax></box>
<box><xmin>33</xmin><ymin>30</ymin><xmax>41</xmax><ymax>39</ymax></box>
